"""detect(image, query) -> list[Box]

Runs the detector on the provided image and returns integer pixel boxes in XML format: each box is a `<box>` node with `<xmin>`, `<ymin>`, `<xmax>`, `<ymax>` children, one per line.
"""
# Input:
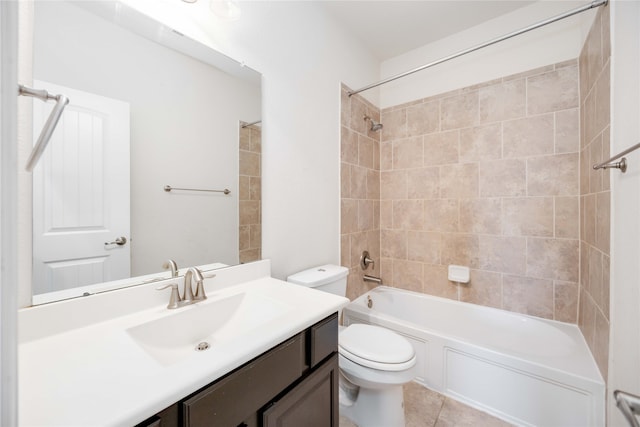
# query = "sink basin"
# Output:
<box><xmin>127</xmin><ymin>291</ymin><xmax>290</xmax><ymax>365</ymax></box>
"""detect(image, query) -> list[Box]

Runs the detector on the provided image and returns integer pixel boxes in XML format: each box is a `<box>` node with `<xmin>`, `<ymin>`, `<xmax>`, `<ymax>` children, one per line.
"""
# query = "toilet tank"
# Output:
<box><xmin>287</xmin><ymin>265</ymin><xmax>349</xmax><ymax>296</ymax></box>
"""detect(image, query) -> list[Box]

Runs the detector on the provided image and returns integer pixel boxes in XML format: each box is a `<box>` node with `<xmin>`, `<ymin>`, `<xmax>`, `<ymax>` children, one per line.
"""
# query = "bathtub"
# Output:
<box><xmin>342</xmin><ymin>286</ymin><xmax>605</xmax><ymax>427</ymax></box>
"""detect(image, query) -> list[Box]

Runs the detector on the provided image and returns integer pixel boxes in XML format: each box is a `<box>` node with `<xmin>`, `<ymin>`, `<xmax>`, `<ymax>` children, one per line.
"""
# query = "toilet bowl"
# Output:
<box><xmin>338</xmin><ymin>323</ymin><xmax>416</xmax><ymax>427</ymax></box>
<box><xmin>287</xmin><ymin>265</ymin><xmax>417</xmax><ymax>427</ymax></box>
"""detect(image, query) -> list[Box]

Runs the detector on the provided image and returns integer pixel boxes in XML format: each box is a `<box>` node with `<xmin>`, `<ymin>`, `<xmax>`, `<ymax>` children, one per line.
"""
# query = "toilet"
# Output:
<box><xmin>287</xmin><ymin>265</ymin><xmax>416</xmax><ymax>427</ymax></box>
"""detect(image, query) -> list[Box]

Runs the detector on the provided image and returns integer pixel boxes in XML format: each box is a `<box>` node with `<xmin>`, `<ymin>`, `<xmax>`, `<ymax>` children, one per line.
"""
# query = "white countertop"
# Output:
<box><xmin>19</xmin><ymin>266</ymin><xmax>348</xmax><ymax>426</ymax></box>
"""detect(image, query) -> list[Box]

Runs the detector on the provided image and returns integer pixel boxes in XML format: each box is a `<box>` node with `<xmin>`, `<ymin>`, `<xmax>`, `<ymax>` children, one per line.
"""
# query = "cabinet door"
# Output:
<box><xmin>263</xmin><ymin>354</ymin><xmax>339</xmax><ymax>427</ymax></box>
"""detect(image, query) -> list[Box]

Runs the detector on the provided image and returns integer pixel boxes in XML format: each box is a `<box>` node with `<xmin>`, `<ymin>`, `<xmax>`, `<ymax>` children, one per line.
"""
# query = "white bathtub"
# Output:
<box><xmin>342</xmin><ymin>286</ymin><xmax>605</xmax><ymax>427</ymax></box>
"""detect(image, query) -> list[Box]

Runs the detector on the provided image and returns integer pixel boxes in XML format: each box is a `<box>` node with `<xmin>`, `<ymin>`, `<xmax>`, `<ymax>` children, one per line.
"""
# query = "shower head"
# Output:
<box><xmin>364</xmin><ymin>115</ymin><xmax>383</xmax><ymax>132</ymax></box>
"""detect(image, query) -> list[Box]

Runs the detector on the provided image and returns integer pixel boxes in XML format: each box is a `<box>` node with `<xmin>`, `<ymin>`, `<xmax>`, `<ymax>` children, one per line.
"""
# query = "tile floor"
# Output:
<box><xmin>339</xmin><ymin>382</ymin><xmax>514</xmax><ymax>427</ymax></box>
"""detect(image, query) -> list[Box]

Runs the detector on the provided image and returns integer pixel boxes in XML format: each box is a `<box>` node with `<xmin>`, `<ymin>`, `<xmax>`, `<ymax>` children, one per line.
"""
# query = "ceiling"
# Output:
<box><xmin>320</xmin><ymin>1</ymin><xmax>537</xmax><ymax>61</ymax></box>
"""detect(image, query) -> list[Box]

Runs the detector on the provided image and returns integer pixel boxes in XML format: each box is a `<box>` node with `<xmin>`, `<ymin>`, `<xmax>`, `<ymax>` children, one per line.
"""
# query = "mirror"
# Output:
<box><xmin>30</xmin><ymin>1</ymin><xmax>261</xmax><ymax>304</ymax></box>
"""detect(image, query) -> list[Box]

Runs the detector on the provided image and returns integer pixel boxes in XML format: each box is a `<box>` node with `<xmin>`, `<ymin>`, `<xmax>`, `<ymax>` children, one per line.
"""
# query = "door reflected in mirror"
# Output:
<box><xmin>29</xmin><ymin>1</ymin><xmax>261</xmax><ymax>304</ymax></box>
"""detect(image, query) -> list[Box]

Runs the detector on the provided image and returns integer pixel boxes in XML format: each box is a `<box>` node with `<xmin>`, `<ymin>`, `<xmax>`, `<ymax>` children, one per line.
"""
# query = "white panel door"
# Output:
<box><xmin>32</xmin><ymin>80</ymin><xmax>130</xmax><ymax>295</ymax></box>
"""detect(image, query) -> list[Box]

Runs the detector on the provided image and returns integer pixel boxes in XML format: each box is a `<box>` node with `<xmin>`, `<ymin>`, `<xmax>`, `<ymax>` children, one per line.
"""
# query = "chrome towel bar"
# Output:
<box><xmin>593</xmin><ymin>142</ymin><xmax>640</xmax><ymax>173</ymax></box>
<box><xmin>164</xmin><ymin>185</ymin><xmax>230</xmax><ymax>195</ymax></box>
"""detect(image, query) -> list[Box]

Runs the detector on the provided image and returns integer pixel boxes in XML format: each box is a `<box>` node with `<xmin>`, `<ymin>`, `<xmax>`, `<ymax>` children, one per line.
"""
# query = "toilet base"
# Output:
<box><xmin>339</xmin><ymin>383</ymin><xmax>405</xmax><ymax>427</ymax></box>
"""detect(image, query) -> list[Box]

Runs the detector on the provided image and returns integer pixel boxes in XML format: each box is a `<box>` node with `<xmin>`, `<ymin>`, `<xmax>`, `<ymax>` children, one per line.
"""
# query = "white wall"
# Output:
<box><xmin>121</xmin><ymin>0</ymin><xmax>380</xmax><ymax>280</ymax></box>
<box><xmin>33</xmin><ymin>2</ymin><xmax>260</xmax><ymax>278</ymax></box>
<box><xmin>379</xmin><ymin>1</ymin><xmax>597</xmax><ymax>108</ymax></box>
<box><xmin>608</xmin><ymin>1</ymin><xmax>640</xmax><ymax>425</ymax></box>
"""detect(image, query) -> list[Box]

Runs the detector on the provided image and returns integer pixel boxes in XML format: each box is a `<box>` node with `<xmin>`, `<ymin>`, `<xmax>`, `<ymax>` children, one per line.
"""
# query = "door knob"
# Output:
<box><xmin>104</xmin><ymin>236</ymin><xmax>127</xmax><ymax>246</ymax></box>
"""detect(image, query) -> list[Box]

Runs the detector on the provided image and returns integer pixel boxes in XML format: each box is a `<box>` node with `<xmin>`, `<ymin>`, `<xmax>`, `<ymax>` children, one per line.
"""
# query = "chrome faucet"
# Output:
<box><xmin>157</xmin><ymin>266</ymin><xmax>207</xmax><ymax>309</ymax></box>
<box><xmin>162</xmin><ymin>259</ymin><xmax>179</xmax><ymax>277</ymax></box>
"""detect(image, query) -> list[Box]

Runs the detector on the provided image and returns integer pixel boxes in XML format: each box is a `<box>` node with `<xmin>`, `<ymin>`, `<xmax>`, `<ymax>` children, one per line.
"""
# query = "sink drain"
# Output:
<box><xmin>195</xmin><ymin>342</ymin><xmax>210</xmax><ymax>351</ymax></box>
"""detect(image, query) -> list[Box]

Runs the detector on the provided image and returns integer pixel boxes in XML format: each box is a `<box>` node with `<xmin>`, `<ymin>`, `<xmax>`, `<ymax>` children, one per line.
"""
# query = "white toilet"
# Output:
<box><xmin>287</xmin><ymin>265</ymin><xmax>416</xmax><ymax>427</ymax></box>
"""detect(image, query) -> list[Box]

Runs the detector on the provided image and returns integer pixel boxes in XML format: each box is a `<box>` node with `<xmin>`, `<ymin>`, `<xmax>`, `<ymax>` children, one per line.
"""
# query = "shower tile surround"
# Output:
<box><xmin>341</xmin><ymin>9</ymin><xmax>610</xmax><ymax>382</ymax></box>
<box><xmin>239</xmin><ymin>123</ymin><xmax>262</xmax><ymax>264</ymax></box>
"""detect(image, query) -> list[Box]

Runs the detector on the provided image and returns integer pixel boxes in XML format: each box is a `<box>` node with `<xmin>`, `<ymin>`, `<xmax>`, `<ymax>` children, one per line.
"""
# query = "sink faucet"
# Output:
<box><xmin>162</xmin><ymin>259</ymin><xmax>179</xmax><ymax>277</ymax></box>
<box><xmin>157</xmin><ymin>266</ymin><xmax>207</xmax><ymax>309</ymax></box>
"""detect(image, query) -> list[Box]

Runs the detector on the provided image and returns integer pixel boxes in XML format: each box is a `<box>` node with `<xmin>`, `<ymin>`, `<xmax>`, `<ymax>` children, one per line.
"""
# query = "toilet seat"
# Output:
<box><xmin>339</xmin><ymin>324</ymin><xmax>416</xmax><ymax>372</ymax></box>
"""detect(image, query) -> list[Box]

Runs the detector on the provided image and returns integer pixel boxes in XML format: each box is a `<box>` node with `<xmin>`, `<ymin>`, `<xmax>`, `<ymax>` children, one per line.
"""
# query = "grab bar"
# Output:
<box><xmin>593</xmin><ymin>142</ymin><xmax>640</xmax><ymax>173</ymax></box>
<box><xmin>19</xmin><ymin>84</ymin><xmax>70</xmax><ymax>172</ymax></box>
<box><xmin>614</xmin><ymin>390</ymin><xmax>640</xmax><ymax>427</ymax></box>
<box><xmin>164</xmin><ymin>185</ymin><xmax>231</xmax><ymax>195</ymax></box>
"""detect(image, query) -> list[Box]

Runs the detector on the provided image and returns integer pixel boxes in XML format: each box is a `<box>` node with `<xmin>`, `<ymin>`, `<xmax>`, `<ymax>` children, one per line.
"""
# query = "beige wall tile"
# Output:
<box><xmin>602</xmin><ymin>129</ymin><xmax>611</xmax><ymax>191</ymax></box>
<box><xmin>527</xmin><ymin>153</ymin><xmax>579</xmax><ymax>196</ymax></box>
<box><xmin>250</xmin><ymin>177</ymin><xmax>261</xmax><ymax>201</ymax></box>
<box><xmin>239</xmin><ymin>225</ymin><xmax>250</xmax><ymax>251</ymax></box>
<box><xmin>588</xmin><ymin>246</ymin><xmax>604</xmax><ymax>308</ymax></box>
<box><xmin>423</xmin><ymin>264</ymin><xmax>458</xmax><ymax>300</ymax></box>
<box><xmin>589</xmin><ymin>135</ymin><xmax>604</xmax><ymax>193</ymax></box>
<box><xmin>341</xmin><ymin>199</ymin><xmax>358</xmax><ymax>234</ymax></box>
<box><xmin>584</xmin><ymin>194</ymin><xmax>596</xmax><ymax>246</ymax></box>
<box><xmin>479</xmin><ymin>159</ymin><xmax>526</xmax><ymax>197</ymax></box>
<box><xmin>341</xmin><ymin>85</ymin><xmax>351</xmax><ymax>128</ymax></box>
<box><xmin>350</xmin><ymin>165</ymin><xmax>368</xmax><ymax>199</ymax></box>
<box><xmin>239</xmin><ymin>150</ymin><xmax>260</xmax><ymax>176</ymax></box>
<box><xmin>250</xmin><ymin>224</ymin><xmax>261</xmax><ymax>249</ymax></box>
<box><xmin>341</xmin><ymin>234</ymin><xmax>350</xmax><ymax>268</ymax></box>
<box><xmin>239</xmin><ymin>175</ymin><xmax>250</xmax><ymax>201</ymax></box>
<box><xmin>393</xmin><ymin>137</ymin><xmax>423</xmax><ymax>169</ymax></box>
<box><xmin>358</xmin><ymin>134</ymin><xmax>375</xmax><ymax>169</ymax></box>
<box><xmin>459</xmin><ymin>123</ymin><xmax>502</xmax><ymax>163</ymax></box>
<box><xmin>459</xmin><ymin>270</ymin><xmax>502</xmax><ymax>309</ymax></box>
<box><xmin>595</xmin><ymin>61</ymin><xmax>611</xmax><ymax>139</ymax></box>
<box><xmin>479</xmin><ymin>79</ymin><xmax>526</xmax><ymax>123</ymax></box>
<box><xmin>393</xmin><ymin>200</ymin><xmax>424</xmax><ymax>231</ymax></box>
<box><xmin>392</xmin><ymin>259</ymin><xmax>424</xmax><ymax>293</ymax></box>
<box><xmin>349</xmin><ymin>232</ymin><xmax>367</xmax><ymax>270</ymax></box>
<box><xmin>503</xmin><ymin>275</ymin><xmax>553</xmax><ymax>319</ymax></box>
<box><xmin>407</xmin><ymin>232</ymin><xmax>441</xmax><ymax>264</ymax></box>
<box><xmin>440</xmin><ymin>163</ymin><xmax>479</xmax><ymax>198</ymax></box>
<box><xmin>381</xmin><ymin>170</ymin><xmax>407</xmax><ymax>200</ymax></box>
<box><xmin>380</xmin><ymin>141</ymin><xmax>393</xmax><ymax>171</ymax></box>
<box><xmin>459</xmin><ymin>198</ymin><xmax>502</xmax><ymax>235</ymax></box>
<box><xmin>595</xmin><ymin>191</ymin><xmax>611</xmax><ymax>255</ymax></box>
<box><xmin>424</xmin><ymin>131</ymin><xmax>459</xmax><ymax>166</ymax></box>
<box><xmin>555</xmin><ymin>108</ymin><xmax>580</xmax><ymax>154</ymax></box>
<box><xmin>441</xmin><ymin>234</ymin><xmax>479</xmax><ymax>268</ymax></box>
<box><xmin>350</xmin><ymin>95</ymin><xmax>376</xmax><ymax>136</ymax></box>
<box><xmin>580</xmin><ymin>148</ymin><xmax>589</xmax><ymax>195</ymax></box>
<box><xmin>579</xmin><ymin>290</ymin><xmax>596</xmax><ymax>347</ymax></box>
<box><xmin>239</xmin><ymin>249</ymin><xmax>260</xmax><ymax>264</ymax></box>
<box><xmin>502</xmin><ymin>197</ymin><xmax>553</xmax><ymax>237</ymax></box>
<box><xmin>407</xmin><ymin>100</ymin><xmax>440</xmax><ymax>137</ymax></box>
<box><xmin>441</xmin><ymin>91</ymin><xmax>479</xmax><ymax>130</ymax></box>
<box><xmin>424</xmin><ymin>199</ymin><xmax>459</xmax><ymax>232</ymax></box>
<box><xmin>381</xmin><ymin>108</ymin><xmax>407</xmax><ymax>142</ymax></box>
<box><xmin>503</xmin><ymin>114</ymin><xmax>554</xmax><ymax>158</ymax></box>
<box><xmin>366</xmin><ymin>169</ymin><xmax>380</xmax><ymax>200</ymax></box>
<box><xmin>555</xmin><ymin>196</ymin><xmax>580</xmax><ymax>238</ymax></box>
<box><xmin>527</xmin><ymin>65</ymin><xmax>579</xmax><ymax>115</ymax></box>
<box><xmin>239</xmin><ymin>200</ymin><xmax>259</xmax><ymax>225</ymax></box>
<box><xmin>584</xmin><ymin>11</ymin><xmax>603</xmax><ymax>97</ymax></box>
<box><xmin>602</xmin><ymin>254</ymin><xmax>610</xmax><ymax>320</ymax></box>
<box><xmin>381</xmin><ymin>229</ymin><xmax>407</xmax><ymax>259</ymax></box>
<box><xmin>602</xmin><ymin>5</ymin><xmax>611</xmax><ymax>61</ymax></box>
<box><xmin>583</xmin><ymin>89</ymin><xmax>598</xmax><ymax>146</ymax></box>
<box><xmin>250</xmin><ymin>128</ymin><xmax>262</xmax><ymax>153</ymax></box>
<box><xmin>341</xmin><ymin>126</ymin><xmax>358</xmax><ymax>165</ymax></box>
<box><xmin>358</xmin><ymin>200</ymin><xmax>374</xmax><ymax>232</ymax></box>
<box><xmin>407</xmin><ymin>167</ymin><xmax>439</xmax><ymax>199</ymax></box>
<box><xmin>477</xmin><ymin>235</ymin><xmax>526</xmax><ymax>275</ymax></box>
<box><xmin>554</xmin><ymin>281</ymin><xmax>579</xmax><ymax>323</ymax></box>
<box><xmin>527</xmin><ymin>237</ymin><xmax>579</xmax><ymax>282</ymax></box>
<box><xmin>239</xmin><ymin>127</ymin><xmax>251</xmax><ymax>151</ymax></box>
<box><xmin>380</xmin><ymin>200</ymin><xmax>393</xmax><ymax>229</ymax></box>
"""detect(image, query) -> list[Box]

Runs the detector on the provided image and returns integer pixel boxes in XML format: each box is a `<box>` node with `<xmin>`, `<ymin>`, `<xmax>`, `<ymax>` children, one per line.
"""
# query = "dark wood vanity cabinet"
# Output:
<box><xmin>136</xmin><ymin>313</ymin><xmax>339</xmax><ymax>427</ymax></box>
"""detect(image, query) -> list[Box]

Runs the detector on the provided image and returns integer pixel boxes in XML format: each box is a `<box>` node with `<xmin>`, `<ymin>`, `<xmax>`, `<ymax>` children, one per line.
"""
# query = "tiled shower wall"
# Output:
<box><xmin>340</xmin><ymin>86</ymin><xmax>381</xmax><ymax>301</ymax></box>
<box><xmin>239</xmin><ymin>123</ymin><xmax>262</xmax><ymax>264</ymax></box>
<box><xmin>377</xmin><ymin>61</ymin><xmax>581</xmax><ymax>322</ymax></box>
<box><xmin>578</xmin><ymin>6</ymin><xmax>610</xmax><ymax>381</ymax></box>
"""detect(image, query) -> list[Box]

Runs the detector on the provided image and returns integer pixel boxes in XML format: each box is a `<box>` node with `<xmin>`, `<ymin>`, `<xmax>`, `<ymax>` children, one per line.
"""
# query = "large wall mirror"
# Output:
<box><xmin>30</xmin><ymin>1</ymin><xmax>261</xmax><ymax>304</ymax></box>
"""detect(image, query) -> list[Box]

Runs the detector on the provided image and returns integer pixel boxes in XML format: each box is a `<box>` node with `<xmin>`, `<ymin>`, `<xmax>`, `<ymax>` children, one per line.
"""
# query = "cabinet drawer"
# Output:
<box><xmin>263</xmin><ymin>354</ymin><xmax>339</xmax><ymax>427</ymax></box>
<box><xmin>309</xmin><ymin>313</ymin><xmax>338</xmax><ymax>368</ymax></box>
<box><xmin>182</xmin><ymin>332</ymin><xmax>307</xmax><ymax>427</ymax></box>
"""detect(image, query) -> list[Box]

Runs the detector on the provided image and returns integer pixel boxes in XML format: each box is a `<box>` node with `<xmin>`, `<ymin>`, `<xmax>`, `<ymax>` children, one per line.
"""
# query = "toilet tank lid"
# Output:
<box><xmin>286</xmin><ymin>264</ymin><xmax>349</xmax><ymax>287</ymax></box>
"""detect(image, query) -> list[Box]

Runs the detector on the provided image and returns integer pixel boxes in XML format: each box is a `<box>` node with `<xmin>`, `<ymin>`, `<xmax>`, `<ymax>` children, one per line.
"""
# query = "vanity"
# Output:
<box><xmin>18</xmin><ymin>260</ymin><xmax>348</xmax><ymax>426</ymax></box>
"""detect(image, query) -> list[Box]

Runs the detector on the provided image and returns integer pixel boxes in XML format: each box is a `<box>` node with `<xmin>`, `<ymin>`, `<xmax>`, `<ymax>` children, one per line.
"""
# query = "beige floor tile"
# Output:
<box><xmin>434</xmin><ymin>398</ymin><xmax>514</xmax><ymax>427</ymax></box>
<box><xmin>404</xmin><ymin>382</ymin><xmax>445</xmax><ymax>427</ymax></box>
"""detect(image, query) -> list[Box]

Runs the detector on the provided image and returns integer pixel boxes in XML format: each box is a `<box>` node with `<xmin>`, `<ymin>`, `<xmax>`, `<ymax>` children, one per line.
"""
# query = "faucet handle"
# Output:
<box><xmin>195</xmin><ymin>273</ymin><xmax>212</xmax><ymax>301</ymax></box>
<box><xmin>157</xmin><ymin>283</ymin><xmax>181</xmax><ymax>309</ymax></box>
